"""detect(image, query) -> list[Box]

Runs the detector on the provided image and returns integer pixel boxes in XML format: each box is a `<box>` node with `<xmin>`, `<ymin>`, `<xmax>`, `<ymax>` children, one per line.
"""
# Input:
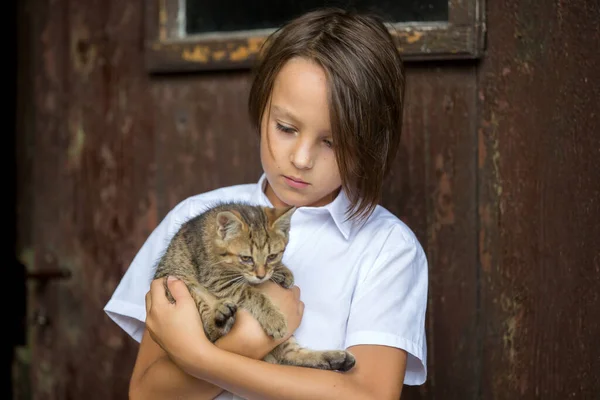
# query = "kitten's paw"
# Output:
<box><xmin>273</xmin><ymin>267</ymin><xmax>294</xmax><ymax>288</ymax></box>
<box><xmin>214</xmin><ymin>300</ymin><xmax>237</xmax><ymax>334</ymax></box>
<box><xmin>262</xmin><ymin>317</ymin><xmax>288</xmax><ymax>340</ymax></box>
<box><xmin>280</xmin><ymin>271</ymin><xmax>294</xmax><ymax>289</ymax></box>
<box><xmin>323</xmin><ymin>350</ymin><xmax>356</xmax><ymax>372</ymax></box>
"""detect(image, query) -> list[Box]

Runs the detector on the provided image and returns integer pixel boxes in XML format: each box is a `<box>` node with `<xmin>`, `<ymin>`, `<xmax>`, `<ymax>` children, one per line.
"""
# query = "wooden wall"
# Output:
<box><xmin>13</xmin><ymin>0</ymin><xmax>599</xmax><ymax>399</ymax></box>
<box><xmin>478</xmin><ymin>1</ymin><xmax>600</xmax><ymax>397</ymax></box>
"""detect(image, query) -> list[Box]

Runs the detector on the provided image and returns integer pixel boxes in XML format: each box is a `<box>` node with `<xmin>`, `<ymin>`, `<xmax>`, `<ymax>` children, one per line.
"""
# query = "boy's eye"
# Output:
<box><xmin>276</xmin><ymin>122</ymin><xmax>296</xmax><ymax>134</ymax></box>
<box><xmin>267</xmin><ymin>254</ymin><xmax>278</xmax><ymax>262</ymax></box>
<box><xmin>239</xmin><ymin>256</ymin><xmax>254</xmax><ymax>264</ymax></box>
<box><xmin>323</xmin><ymin>139</ymin><xmax>333</xmax><ymax>148</ymax></box>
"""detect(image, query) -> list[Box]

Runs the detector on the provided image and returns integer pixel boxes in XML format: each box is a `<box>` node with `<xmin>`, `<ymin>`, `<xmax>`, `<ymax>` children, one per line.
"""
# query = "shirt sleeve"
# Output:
<box><xmin>344</xmin><ymin>232</ymin><xmax>429</xmax><ymax>386</ymax></box>
<box><xmin>103</xmin><ymin>199</ymin><xmax>194</xmax><ymax>343</ymax></box>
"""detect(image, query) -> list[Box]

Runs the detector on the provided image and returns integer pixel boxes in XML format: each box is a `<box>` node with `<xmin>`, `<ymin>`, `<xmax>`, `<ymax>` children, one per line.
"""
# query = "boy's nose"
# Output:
<box><xmin>290</xmin><ymin>142</ymin><xmax>314</xmax><ymax>169</ymax></box>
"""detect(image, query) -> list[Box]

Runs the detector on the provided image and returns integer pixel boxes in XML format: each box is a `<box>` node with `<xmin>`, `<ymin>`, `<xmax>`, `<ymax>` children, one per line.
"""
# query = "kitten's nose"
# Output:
<box><xmin>255</xmin><ymin>265</ymin><xmax>266</xmax><ymax>279</ymax></box>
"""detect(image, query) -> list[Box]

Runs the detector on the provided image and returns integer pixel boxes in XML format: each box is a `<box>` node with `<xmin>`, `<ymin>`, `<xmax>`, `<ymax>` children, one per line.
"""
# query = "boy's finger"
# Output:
<box><xmin>291</xmin><ymin>285</ymin><xmax>300</xmax><ymax>299</ymax></box>
<box><xmin>145</xmin><ymin>291</ymin><xmax>152</xmax><ymax>314</ymax></box>
<box><xmin>166</xmin><ymin>276</ymin><xmax>194</xmax><ymax>307</ymax></box>
<box><xmin>149</xmin><ymin>277</ymin><xmax>169</xmax><ymax>306</ymax></box>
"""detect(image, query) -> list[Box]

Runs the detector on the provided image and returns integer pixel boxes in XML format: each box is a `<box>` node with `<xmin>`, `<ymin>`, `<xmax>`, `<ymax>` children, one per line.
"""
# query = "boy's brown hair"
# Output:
<box><xmin>248</xmin><ymin>8</ymin><xmax>405</xmax><ymax>221</ymax></box>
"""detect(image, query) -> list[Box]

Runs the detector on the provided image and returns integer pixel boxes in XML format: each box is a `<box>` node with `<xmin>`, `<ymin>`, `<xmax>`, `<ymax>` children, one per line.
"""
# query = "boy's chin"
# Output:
<box><xmin>271</xmin><ymin>188</ymin><xmax>312</xmax><ymax>208</ymax></box>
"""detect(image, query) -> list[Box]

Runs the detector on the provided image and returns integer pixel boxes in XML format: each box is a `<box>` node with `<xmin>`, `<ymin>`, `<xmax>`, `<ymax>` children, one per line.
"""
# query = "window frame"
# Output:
<box><xmin>144</xmin><ymin>0</ymin><xmax>486</xmax><ymax>73</ymax></box>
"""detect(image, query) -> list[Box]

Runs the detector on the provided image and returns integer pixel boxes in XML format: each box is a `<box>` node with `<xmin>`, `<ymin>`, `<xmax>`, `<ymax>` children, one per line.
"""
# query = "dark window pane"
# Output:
<box><xmin>186</xmin><ymin>1</ymin><xmax>448</xmax><ymax>35</ymax></box>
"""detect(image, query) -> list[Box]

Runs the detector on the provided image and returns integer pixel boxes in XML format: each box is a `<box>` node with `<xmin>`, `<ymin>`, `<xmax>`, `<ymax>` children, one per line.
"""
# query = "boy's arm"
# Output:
<box><xmin>146</xmin><ymin>278</ymin><xmax>408</xmax><ymax>400</ymax></box>
<box><xmin>179</xmin><ymin>341</ymin><xmax>407</xmax><ymax>400</ymax></box>
<box><xmin>130</xmin><ymin>330</ymin><xmax>222</xmax><ymax>400</ymax></box>
<box><xmin>129</xmin><ymin>310</ymin><xmax>287</xmax><ymax>400</ymax></box>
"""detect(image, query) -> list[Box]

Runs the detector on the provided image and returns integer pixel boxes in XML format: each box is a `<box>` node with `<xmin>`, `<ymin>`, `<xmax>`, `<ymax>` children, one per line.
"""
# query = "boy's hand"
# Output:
<box><xmin>258</xmin><ymin>280</ymin><xmax>304</xmax><ymax>337</ymax></box>
<box><xmin>216</xmin><ymin>281</ymin><xmax>304</xmax><ymax>359</ymax></box>
<box><xmin>145</xmin><ymin>277</ymin><xmax>212</xmax><ymax>367</ymax></box>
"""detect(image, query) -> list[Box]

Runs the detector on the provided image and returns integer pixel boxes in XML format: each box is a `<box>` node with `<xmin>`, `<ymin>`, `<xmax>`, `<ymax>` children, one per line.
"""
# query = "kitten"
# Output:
<box><xmin>153</xmin><ymin>201</ymin><xmax>356</xmax><ymax>372</ymax></box>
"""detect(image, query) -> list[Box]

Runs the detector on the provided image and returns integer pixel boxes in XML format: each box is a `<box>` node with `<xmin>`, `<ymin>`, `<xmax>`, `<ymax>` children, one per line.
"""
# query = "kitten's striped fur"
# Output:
<box><xmin>153</xmin><ymin>202</ymin><xmax>356</xmax><ymax>371</ymax></box>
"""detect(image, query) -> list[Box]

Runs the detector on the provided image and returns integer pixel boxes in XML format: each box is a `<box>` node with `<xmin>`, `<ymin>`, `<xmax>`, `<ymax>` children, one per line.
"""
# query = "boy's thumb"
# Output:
<box><xmin>166</xmin><ymin>276</ymin><xmax>193</xmax><ymax>305</ymax></box>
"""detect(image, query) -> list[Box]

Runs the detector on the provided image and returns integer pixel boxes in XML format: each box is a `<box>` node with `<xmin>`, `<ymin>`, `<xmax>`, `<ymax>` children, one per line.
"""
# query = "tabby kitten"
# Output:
<box><xmin>153</xmin><ymin>202</ymin><xmax>356</xmax><ymax>372</ymax></box>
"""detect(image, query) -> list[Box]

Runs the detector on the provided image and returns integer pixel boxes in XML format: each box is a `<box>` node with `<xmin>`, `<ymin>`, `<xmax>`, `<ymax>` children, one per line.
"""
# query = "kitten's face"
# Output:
<box><xmin>214</xmin><ymin>206</ymin><xmax>295</xmax><ymax>284</ymax></box>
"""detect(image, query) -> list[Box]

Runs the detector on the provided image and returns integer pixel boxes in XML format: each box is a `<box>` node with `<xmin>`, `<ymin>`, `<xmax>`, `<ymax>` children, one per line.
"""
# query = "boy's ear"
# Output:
<box><xmin>266</xmin><ymin>206</ymin><xmax>296</xmax><ymax>234</ymax></box>
<box><xmin>216</xmin><ymin>211</ymin><xmax>244</xmax><ymax>239</ymax></box>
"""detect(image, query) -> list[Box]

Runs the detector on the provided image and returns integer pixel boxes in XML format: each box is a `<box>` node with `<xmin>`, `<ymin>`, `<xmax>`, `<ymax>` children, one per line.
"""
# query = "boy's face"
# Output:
<box><xmin>260</xmin><ymin>57</ymin><xmax>342</xmax><ymax>209</ymax></box>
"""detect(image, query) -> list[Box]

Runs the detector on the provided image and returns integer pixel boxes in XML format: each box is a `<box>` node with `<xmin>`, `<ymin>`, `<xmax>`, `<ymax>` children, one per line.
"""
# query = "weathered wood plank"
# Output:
<box><xmin>25</xmin><ymin>0</ymin><xmax>71</xmax><ymax>397</ymax></box>
<box><xmin>153</xmin><ymin>71</ymin><xmax>262</xmax><ymax>215</ymax></box>
<box><xmin>478</xmin><ymin>0</ymin><xmax>600</xmax><ymax>398</ymax></box>
<box><xmin>24</xmin><ymin>0</ymin><xmax>154</xmax><ymax>398</ymax></box>
<box><xmin>384</xmin><ymin>64</ymin><xmax>479</xmax><ymax>400</ymax></box>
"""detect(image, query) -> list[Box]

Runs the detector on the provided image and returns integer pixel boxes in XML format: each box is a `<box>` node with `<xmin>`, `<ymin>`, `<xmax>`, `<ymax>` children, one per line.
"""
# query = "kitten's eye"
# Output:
<box><xmin>267</xmin><ymin>254</ymin><xmax>278</xmax><ymax>262</ymax></box>
<box><xmin>239</xmin><ymin>256</ymin><xmax>254</xmax><ymax>264</ymax></box>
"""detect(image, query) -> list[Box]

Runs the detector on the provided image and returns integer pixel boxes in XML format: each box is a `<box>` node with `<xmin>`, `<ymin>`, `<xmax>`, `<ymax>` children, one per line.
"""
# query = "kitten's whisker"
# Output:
<box><xmin>220</xmin><ymin>276</ymin><xmax>243</xmax><ymax>286</ymax></box>
<box><xmin>271</xmin><ymin>272</ymin><xmax>285</xmax><ymax>281</ymax></box>
<box><xmin>214</xmin><ymin>275</ymin><xmax>245</xmax><ymax>292</ymax></box>
<box><xmin>231</xmin><ymin>279</ymin><xmax>245</xmax><ymax>292</ymax></box>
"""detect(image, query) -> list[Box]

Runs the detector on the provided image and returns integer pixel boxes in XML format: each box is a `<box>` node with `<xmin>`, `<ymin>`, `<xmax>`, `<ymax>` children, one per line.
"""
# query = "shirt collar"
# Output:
<box><xmin>251</xmin><ymin>174</ymin><xmax>353</xmax><ymax>240</ymax></box>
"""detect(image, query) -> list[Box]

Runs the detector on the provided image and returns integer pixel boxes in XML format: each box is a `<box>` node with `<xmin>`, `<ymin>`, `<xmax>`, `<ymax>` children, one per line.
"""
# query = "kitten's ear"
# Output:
<box><xmin>267</xmin><ymin>206</ymin><xmax>296</xmax><ymax>235</ymax></box>
<box><xmin>216</xmin><ymin>211</ymin><xmax>244</xmax><ymax>240</ymax></box>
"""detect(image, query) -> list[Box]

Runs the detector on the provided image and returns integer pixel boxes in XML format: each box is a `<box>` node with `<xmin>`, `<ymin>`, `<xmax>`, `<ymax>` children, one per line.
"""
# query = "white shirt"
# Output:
<box><xmin>104</xmin><ymin>174</ymin><xmax>428</xmax><ymax>398</ymax></box>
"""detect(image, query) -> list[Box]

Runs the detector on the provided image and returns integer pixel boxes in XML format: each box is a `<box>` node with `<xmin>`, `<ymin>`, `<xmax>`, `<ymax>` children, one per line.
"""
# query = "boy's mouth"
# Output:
<box><xmin>283</xmin><ymin>175</ymin><xmax>310</xmax><ymax>189</ymax></box>
<box><xmin>285</xmin><ymin>175</ymin><xmax>308</xmax><ymax>184</ymax></box>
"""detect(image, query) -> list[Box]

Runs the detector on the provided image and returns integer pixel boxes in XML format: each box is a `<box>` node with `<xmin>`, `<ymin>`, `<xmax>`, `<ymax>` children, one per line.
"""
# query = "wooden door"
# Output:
<box><xmin>15</xmin><ymin>0</ymin><xmax>480</xmax><ymax>398</ymax></box>
<box><xmin>14</xmin><ymin>0</ymin><xmax>600</xmax><ymax>399</ymax></box>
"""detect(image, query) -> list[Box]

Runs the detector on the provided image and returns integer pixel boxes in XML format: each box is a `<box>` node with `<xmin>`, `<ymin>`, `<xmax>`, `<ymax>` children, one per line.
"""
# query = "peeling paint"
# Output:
<box><xmin>212</xmin><ymin>50</ymin><xmax>226</xmax><ymax>61</ymax></box>
<box><xmin>483</xmin><ymin>112</ymin><xmax>503</xmax><ymax>198</ymax></box>
<box><xmin>158</xmin><ymin>0</ymin><xmax>168</xmax><ymax>41</ymax></box>
<box><xmin>394</xmin><ymin>30</ymin><xmax>425</xmax><ymax>44</ymax></box>
<box><xmin>500</xmin><ymin>293</ymin><xmax>526</xmax><ymax>390</ymax></box>
<box><xmin>71</xmin><ymin>22</ymin><xmax>97</xmax><ymax>77</ymax></box>
<box><xmin>19</xmin><ymin>247</ymin><xmax>35</xmax><ymax>272</ymax></box>
<box><xmin>182</xmin><ymin>45</ymin><xmax>211</xmax><ymax>62</ymax></box>
<box><xmin>479</xmin><ymin>229</ymin><xmax>492</xmax><ymax>273</ymax></box>
<box><xmin>229</xmin><ymin>37</ymin><xmax>265</xmax><ymax>61</ymax></box>
<box><xmin>503</xmin><ymin>313</ymin><xmax>518</xmax><ymax>364</ymax></box>
<box><xmin>405</xmin><ymin>31</ymin><xmax>425</xmax><ymax>44</ymax></box>
<box><xmin>67</xmin><ymin>121</ymin><xmax>86</xmax><ymax>168</ymax></box>
<box><xmin>478</xmin><ymin>127</ymin><xmax>487</xmax><ymax>168</ymax></box>
<box><xmin>431</xmin><ymin>154</ymin><xmax>455</xmax><ymax>242</ymax></box>
<box><xmin>100</xmin><ymin>145</ymin><xmax>117</xmax><ymax>169</ymax></box>
<box><xmin>479</xmin><ymin>204</ymin><xmax>492</xmax><ymax>274</ymax></box>
<box><xmin>180</xmin><ymin>37</ymin><xmax>265</xmax><ymax>64</ymax></box>
<box><xmin>434</xmin><ymin>153</ymin><xmax>455</xmax><ymax>225</ymax></box>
